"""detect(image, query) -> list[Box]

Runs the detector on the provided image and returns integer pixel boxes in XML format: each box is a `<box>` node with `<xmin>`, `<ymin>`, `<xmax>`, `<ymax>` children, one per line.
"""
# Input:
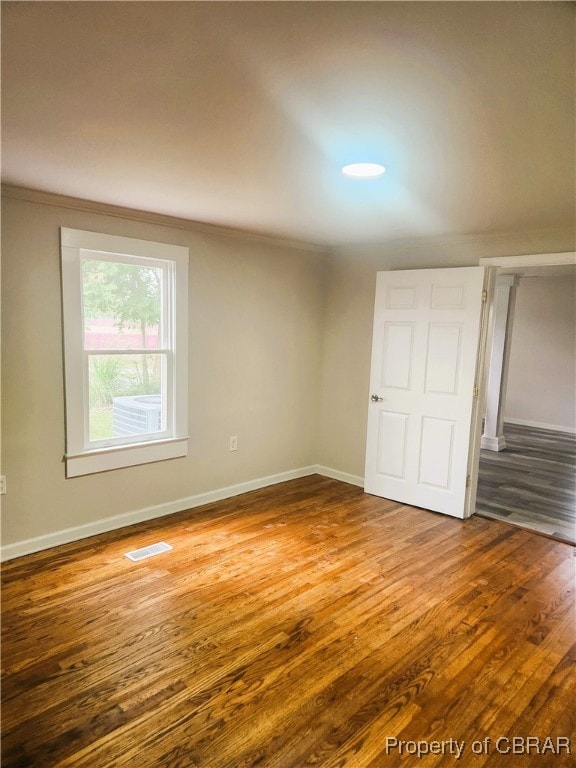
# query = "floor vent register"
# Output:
<box><xmin>124</xmin><ymin>542</ymin><xmax>173</xmax><ymax>562</ymax></box>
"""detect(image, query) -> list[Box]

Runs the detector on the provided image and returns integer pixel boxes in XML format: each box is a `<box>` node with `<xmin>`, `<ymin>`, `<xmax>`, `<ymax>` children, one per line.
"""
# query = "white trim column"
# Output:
<box><xmin>481</xmin><ymin>275</ymin><xmax>519</xmax><ymax>451</ymax></box>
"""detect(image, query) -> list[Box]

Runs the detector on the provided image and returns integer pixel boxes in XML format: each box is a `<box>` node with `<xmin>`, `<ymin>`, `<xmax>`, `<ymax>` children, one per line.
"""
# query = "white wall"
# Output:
<box><xmin>505</xmin><ymin>275</ymin><xmax>576</xmax><ymax>432</ymax></box>
<box><xmin>1</xmin><ymin>195</ymin><xmax>328</xmax><ymax>552</ymax></box>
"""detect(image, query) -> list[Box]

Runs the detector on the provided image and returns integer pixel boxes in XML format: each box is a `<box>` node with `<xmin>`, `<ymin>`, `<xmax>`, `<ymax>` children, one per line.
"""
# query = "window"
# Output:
<box><xmin>61</xmin><ymin>228</ymin><xmax>188</xmax><ymax>477</ymax></box>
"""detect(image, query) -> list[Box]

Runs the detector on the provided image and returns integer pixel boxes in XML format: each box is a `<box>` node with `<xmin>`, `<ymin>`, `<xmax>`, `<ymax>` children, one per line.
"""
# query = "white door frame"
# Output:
<box><xmin>467</xmin><ymin>251</ymin><xmax>576</xmax><ymax>516</ymax></box>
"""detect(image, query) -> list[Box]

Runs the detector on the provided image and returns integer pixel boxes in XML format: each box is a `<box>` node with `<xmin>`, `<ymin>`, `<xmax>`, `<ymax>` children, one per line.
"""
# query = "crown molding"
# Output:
<box><xmin>1</xmin><ymin>184</ymin><xmax>329</xmax><ymax>254</ymax></box>
<box><xmin>328</xmin><ymin>227</ymin><xmax>576</xmax><ymax>267</ymax></box>
<box><xmin>4</xmin><ymin>184</ymin><xmax>572</xmax><ymax>261</ymax></box>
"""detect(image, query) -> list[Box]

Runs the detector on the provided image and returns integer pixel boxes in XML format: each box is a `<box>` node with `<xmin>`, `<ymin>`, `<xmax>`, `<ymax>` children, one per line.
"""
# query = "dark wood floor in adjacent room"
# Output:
<box><xmin>2</xmin><ymin>475</ymin><xmax>575</xmax><ymax>768</ymax></box>
<box><xmin>477</xmin><ymin>423</ymin><xmax>576</xmax><ymax>544</ymax></box>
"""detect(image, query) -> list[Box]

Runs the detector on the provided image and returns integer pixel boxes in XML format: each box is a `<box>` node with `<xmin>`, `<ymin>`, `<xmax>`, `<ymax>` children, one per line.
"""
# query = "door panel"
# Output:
<box><xmin>424</xmin><ymin>324</ymin><xmax>462</xmax><ymax>394</ymax></box>
<box><xmin>377</xmin><ymin>411</ymin><xmax>408</xmax><ymax>479</ymax></box>
<box><xmin>364</xmin><ymin>267</ymin><xmax>485</xmax><ymax>518</ymax></box>
<box><xmin>382</xmin><ymin>323</ymin><xmax>414</xmax><ymax>389</ymax></box>
<box><xmin>418</xmin><ymin>417</ymin><xmax>455</xmax><ymax>488</ymax></box>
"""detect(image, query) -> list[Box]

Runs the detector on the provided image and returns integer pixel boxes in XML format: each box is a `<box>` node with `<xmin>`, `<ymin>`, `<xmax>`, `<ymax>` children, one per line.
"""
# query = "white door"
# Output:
<box><xmin>364</xmin><ymin>267</ymin><xmax>486</xmax><ymax>518</ymax></box>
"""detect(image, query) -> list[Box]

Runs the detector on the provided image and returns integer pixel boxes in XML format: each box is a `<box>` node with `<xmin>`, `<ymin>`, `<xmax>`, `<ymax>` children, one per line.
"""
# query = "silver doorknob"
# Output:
<box><xmin>370</xmin><ymin>394</ymin><xmax>384</xmax><ymax>402</ymax></box>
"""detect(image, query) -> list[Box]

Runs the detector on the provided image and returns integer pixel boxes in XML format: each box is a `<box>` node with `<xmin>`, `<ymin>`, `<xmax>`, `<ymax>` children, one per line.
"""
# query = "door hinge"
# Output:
<box><xmin>482</xmin><ymin>290</ymin><xmax>487</xmax><ymax>303</ymax></box>
<box><xmin>473</xmin><ymin>384</ymin><xmax>479</xmax><ymax>398</ymax></box>
<box><xmin>466</xmin><ymin>474</ymin><xmax>471</xmax><ymax>488</ymax></box>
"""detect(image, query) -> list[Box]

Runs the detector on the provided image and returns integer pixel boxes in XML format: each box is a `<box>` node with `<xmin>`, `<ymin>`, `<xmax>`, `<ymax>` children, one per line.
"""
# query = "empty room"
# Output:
<box><xmin>1</xmin><ymin>2</ymin><xmax>575</xmax><ymax>767</ymax></box>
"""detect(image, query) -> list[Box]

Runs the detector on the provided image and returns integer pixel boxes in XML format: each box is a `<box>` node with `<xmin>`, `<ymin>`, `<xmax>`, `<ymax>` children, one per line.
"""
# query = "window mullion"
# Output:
<box><xmin>84</xmin><ymin>348</ymin><xmax>171</xmax><ymax>356</ymax></box>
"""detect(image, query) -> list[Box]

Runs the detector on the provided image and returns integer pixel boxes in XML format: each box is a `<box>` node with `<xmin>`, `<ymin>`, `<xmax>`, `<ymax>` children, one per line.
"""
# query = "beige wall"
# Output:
<box><xmin>2</xmin><ymin>192</ymin><xmax>574</xmax><ymax>551</ymax></box>
<box><xmin>1</xmin><ymin>196</ymin><xmax>327</xmax><ymax>546</ymax></box>
<box><xmin>505</xmin><ymin>275</ymin><xmax>576</xmax><ymax>430</ymax></box>
<box><xmin>316</xmin><ymin>260</ymin><xmax>376</xmax><ymax>478</ymax></box>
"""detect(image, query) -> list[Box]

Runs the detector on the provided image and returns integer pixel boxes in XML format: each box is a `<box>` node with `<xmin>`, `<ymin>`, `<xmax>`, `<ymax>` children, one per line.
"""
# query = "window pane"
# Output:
<box><xmin>88</xmin><ymin>354</ymin><xmax>166</xmax><ymax>442</ymax></box>
<box><xmin>82</xmin><ymin>259</ymin><xmax>163</xmax><ymax>350</ymax></box>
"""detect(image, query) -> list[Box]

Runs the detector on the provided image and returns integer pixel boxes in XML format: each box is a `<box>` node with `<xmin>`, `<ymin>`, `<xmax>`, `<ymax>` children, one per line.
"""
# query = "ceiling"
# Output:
<box><xmin>2</xmin><ymin>1</ymin><xmax>575</xmax><ymax>247</ymax></box>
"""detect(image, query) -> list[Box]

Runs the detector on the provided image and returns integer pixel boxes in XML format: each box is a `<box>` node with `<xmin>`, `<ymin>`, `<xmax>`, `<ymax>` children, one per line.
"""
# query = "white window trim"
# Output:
<box><xmin>60</xmin><ymin>228</ymin><xmax>189</xmax><ymax>477</ymax></box>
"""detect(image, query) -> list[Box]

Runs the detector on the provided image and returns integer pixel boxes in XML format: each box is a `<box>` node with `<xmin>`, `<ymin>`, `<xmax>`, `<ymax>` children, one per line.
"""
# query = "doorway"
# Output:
<box><xmin>475</xmin><ymin>259</ymin><xmax>576</xmax><ymax>543</ymax></box>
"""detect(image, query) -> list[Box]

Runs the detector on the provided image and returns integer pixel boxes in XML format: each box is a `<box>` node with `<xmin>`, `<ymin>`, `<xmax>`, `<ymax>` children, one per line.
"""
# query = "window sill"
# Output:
<box><xmin>65</xmin><ymin>436</ymin><xmax>189</xmax><ymax>477</ymax></box>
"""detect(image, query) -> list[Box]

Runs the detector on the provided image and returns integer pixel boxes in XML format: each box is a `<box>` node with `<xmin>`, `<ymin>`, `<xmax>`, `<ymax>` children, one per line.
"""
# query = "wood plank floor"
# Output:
<box><xmin>2</xmin><ymin>476</ymin><xmax>575</xmax><ymax>768</ymax></box>
<box><xmin>477</xmin><ymin>424</ymin><xmax>576</xmax><ymax>544</ymax></box>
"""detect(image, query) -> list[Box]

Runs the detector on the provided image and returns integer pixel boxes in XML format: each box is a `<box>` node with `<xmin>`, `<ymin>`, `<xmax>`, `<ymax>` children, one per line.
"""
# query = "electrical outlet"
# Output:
<box><xmin>229</xmin><ymin>435</ymin><xmax>238</xmax><ymax>452</ymax></box>
<box><xmin>0</xmin><ymin>476</ymin><xmax>6</xmax><ymax>495</ymax></box>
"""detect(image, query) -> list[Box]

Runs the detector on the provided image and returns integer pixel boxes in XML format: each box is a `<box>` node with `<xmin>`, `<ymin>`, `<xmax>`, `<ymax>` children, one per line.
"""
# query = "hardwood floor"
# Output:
<box><xmin>2</xmin><ymin>476</ymin><xmax>575</xmax><ymax>767</ymax></box>
<box><xmin>477</xmin><ymin>423</ymin><xmax>576</xmax><ymax>544</ymax></box>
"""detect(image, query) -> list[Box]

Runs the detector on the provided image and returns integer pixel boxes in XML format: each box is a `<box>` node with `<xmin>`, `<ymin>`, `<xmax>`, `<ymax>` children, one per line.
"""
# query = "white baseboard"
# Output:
<box><xmin>480</xmin><ymin>434</ymin><xmax>507</xmax><ymax>451</ymax></box>
<box><xmin>504</xmin><ymin>418</ymin><xmax>576</xmax><ymax>435</ymax></box>
<box><xmin>315</xmin><ymin>465</ymin><xmax>365</xmax><ymax>488</ymax></box>
<box><xmin>0</xmin><ymin>464</ymin><xmax>364</xmax><ymax>561</ymax></box>
<box><xmin>1</xmin><ymin>466</ymin><xmax>317</xmax><ymax>561</ymax></box>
